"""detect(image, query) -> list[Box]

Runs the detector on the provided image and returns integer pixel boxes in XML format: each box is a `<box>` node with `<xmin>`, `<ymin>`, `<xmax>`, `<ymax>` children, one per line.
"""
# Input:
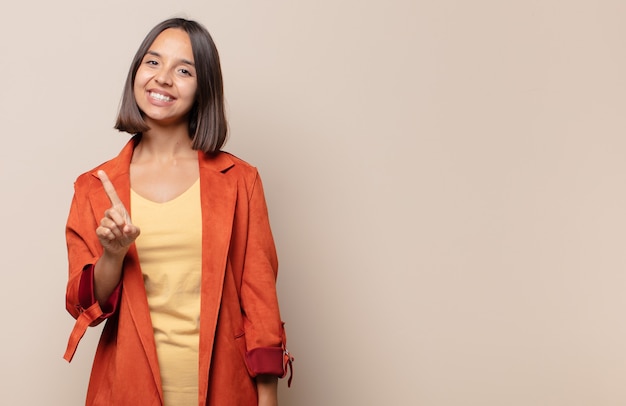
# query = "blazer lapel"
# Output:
<box><xmin>87</xmin><ymin>137</ymin><xmax>163</xmax><ymax>400</ymax></box>
<box><xmin>197</xmin><ymin>151</ymin><xmax>237</xmax><ymax>399</ymax></box>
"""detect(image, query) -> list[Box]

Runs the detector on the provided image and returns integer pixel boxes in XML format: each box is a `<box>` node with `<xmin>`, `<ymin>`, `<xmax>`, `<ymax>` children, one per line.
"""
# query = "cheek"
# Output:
<box><xmin>133</xmin><ymin>74</ymin><xmax>149</xmax><ymax>100</ymax></box>
<box><xmin>134</xmin><ymin>69</ymin><xmax>150</xmax><ymax>89</ymax></box>
<box><xmin>132</xmin><ymin>83</ymin><xmax>143</xmax><ymax>106</ymax></box>
<box><xmin>183</xmin><ymin>82</ymin><xmax>199</xmax><ymax>100</ymax></box>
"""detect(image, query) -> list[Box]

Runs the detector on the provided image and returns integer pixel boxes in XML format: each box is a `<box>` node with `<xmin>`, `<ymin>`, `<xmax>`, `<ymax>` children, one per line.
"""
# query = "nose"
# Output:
<box><xmin>154</xmin><ymin>68</ymin><xmax>173</xmax><ymax>86</ymax></box>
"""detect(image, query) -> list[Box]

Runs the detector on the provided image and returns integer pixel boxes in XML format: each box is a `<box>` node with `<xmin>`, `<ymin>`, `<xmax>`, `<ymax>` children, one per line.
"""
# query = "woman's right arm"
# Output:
<box><xmin>65</xmin><ymin>170</ymin><xmax>139</xmax><ymax>317</ymax></box>
<box><xmin>63</xmin><ymin>170</ymin><xmax>139</xmax><ymax>362</ymax></box>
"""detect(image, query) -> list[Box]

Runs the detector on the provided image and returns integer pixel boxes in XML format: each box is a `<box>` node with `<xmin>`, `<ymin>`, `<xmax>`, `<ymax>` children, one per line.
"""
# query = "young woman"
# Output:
<box><xmin>63</xmin><ymin>18</ymin><xmax>292</xmax><ymax>406</ymax></box>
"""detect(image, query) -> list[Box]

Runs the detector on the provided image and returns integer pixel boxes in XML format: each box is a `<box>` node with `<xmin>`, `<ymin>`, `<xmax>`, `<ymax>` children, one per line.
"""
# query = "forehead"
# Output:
<box><xmin>148</xmin><ymin>28</ymin><xmax>193</xmax><ymax>58</ymax></box>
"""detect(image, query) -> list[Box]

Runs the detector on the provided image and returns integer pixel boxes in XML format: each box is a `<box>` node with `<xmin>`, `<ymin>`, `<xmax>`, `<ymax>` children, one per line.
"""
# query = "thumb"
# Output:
<box><xmin>123</xmin><ymin>223</ymin><xmax>141</xmax><ymax>239</ymax></box>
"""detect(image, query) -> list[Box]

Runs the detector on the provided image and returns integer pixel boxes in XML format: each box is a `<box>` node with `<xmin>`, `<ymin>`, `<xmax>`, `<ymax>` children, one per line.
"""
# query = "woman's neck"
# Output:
<box><xmin>134</xmin><ymin>123</ymin><xmax>196</xmax><ymax>163</ymax></box>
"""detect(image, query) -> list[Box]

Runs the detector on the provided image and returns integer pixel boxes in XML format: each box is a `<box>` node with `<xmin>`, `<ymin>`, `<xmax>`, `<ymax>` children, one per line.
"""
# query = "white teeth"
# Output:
<box><xmin>149</xmin><ymin>92</ymin><xmax>173</xmax><ymax>102</ymax></box>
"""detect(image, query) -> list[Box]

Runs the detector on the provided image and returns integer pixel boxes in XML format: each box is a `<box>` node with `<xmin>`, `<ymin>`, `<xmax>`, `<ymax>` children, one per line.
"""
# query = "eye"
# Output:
<box><xmin>178</xmin><ymin>68</ymin><xmax>193</xmax><ymax>76</ymax></box>
<box><xmin>146</xmin><ymin>60</ymin><xmax>158</xmax><ymax>66</ymax></box>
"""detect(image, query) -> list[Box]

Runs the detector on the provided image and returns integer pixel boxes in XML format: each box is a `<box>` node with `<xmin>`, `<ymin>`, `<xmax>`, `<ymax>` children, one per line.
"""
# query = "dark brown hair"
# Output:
<box><xmin>115</xmin><ymin>18</ymin><xmax>228</xmax><ymax>153</ymax></box>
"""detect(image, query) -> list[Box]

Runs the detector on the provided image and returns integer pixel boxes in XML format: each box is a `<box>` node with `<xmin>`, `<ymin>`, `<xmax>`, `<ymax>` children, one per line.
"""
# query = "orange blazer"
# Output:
<box><xmin>64</xmin><ymin>137</ymin><xmax>291</xmax><ymax>405</ymax></box>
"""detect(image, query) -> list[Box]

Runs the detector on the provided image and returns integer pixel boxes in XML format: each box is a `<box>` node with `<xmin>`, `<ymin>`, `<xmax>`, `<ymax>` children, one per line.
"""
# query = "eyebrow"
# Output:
<box><xmin>146</xmin><ymin>50</ymin><xmax>195</xmax><ymax>66</ymax></box>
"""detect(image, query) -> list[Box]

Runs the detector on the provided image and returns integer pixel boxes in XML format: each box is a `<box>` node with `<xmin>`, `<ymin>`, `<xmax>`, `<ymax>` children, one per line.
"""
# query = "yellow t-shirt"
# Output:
<box><xmin>131</xmin><ymin>179</ymin><xmax>202</xmax><ymax>406</ymax></box>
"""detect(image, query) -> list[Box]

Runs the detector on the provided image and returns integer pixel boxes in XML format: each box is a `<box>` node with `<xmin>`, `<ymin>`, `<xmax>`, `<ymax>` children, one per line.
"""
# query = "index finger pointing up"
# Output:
<box><xmin>98</xmin><ymin>170</ymin><xmax>132</xmax><ymax>224</ymax></box>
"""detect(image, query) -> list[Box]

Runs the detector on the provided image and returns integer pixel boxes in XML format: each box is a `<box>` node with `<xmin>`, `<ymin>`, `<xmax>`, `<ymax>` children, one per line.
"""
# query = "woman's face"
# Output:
<box><xmin>133</xmin><ymin>28</ymin><xmax>198</xmax><ymax>128</ymax></box>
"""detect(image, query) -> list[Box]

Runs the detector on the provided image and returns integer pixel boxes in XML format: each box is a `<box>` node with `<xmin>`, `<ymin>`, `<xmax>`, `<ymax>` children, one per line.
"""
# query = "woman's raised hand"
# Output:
<box><xmin>95</xmin><ymin>170</ymin><xmax>140</xmax><ymax>256</ymax></box>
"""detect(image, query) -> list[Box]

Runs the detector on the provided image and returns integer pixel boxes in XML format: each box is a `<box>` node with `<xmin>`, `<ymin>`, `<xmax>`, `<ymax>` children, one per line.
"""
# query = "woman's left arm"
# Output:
<box><xmin>239</xmin><ymin>171</ymin><xmax>289</xmax><ymax>390</ymax></box>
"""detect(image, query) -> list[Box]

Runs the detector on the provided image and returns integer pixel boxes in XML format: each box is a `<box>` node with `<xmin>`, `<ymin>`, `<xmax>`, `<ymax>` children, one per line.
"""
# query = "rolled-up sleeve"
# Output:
<box><xmin>64</xmin><ymin>177</ymin><xmax>120</xmax><ymax>362</ymax></box>
<box><xmin>239</xmin><ymin>172</ymin><xmax>293</xmax><ymax>382</ymax></box>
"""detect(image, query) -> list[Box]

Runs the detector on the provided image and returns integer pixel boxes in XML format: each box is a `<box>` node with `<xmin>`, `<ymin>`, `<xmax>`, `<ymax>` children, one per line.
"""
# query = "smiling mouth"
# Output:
<box><xmin>149</xmin><ymin>91</ymin><xmax>173</xmax><ymax>102</ymax></box>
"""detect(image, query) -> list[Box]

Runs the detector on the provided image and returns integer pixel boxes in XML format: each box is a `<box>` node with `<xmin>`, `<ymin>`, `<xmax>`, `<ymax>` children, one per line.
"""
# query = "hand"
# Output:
<box><xmin>95</xmin><ymin>170</ymin><xmax>140</xmax><ymax>256</ymax></box>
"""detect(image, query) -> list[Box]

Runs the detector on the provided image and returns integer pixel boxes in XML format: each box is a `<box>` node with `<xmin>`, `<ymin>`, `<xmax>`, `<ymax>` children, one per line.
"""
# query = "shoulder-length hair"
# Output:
<box><xmin>115</xmin><ymin>18</ymin><xmax>228</xmax><ymax>153</ymax></box>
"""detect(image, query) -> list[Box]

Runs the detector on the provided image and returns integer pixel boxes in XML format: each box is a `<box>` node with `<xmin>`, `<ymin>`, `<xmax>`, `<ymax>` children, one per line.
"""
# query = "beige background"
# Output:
<box><xmin>1</xmin><ymin>0</ymin><xmax>625</xmax><ymax>405</ymax></box>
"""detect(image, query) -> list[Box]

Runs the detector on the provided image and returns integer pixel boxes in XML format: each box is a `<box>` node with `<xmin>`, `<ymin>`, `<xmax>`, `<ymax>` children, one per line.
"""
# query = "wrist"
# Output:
<box><xmin>256</xmin><ymin>375</ymin><xmax>278</xmax><ymax>406</ymax></box>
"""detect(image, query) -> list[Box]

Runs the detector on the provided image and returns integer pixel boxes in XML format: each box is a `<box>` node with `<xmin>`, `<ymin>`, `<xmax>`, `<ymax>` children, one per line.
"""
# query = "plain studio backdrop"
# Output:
<box><xmin>1</xmin><ymin>1</ymin><xmax>625</xmax><ymax>405</ymax></box>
